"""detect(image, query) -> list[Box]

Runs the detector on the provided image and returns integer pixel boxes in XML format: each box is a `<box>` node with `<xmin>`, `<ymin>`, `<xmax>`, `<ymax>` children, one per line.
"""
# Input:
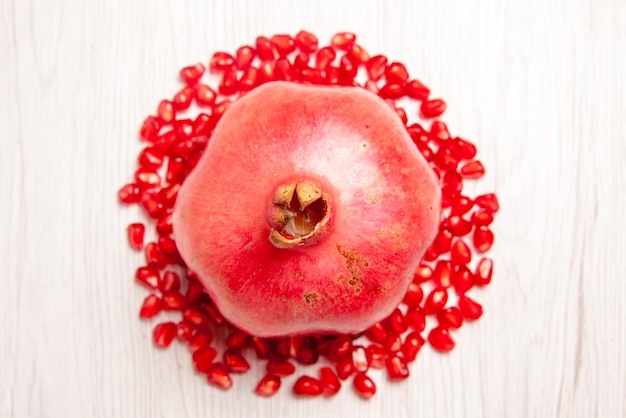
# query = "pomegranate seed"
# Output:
<box><xmin>206</xmin><ymin>362</ymin><xmax>232</xmax><ymax>389</ymax></box>
<box><xmin>193</xmin><ymin>347</ymin><xmax>217</xmax><ymax>372</ymax></box>
<box><xmin>267</xmin><ymin>359</ymin><xmax>296</xmax><ymax>376</ymax></box>
<box><xmin>180</xmin><ymin>63</ymin><xmax>205</xmax><ymax>85</ymax></box>
<box><xmin>445</xmin><ymin>215</ymin><xmax>473</xmax><ymax>236</ymax></box>
<box><xmin>331</xmin><ymin>32</ymin><xmax>356</xmax><ymax>49</ymax></box>
<box><xmin>386</xmin><ymin>355</ymin><xmax>409</xmax><ymax>380</ymax></box>
<box><xmin>139</xmin><ymin>116</ymin><xmax>160</xmax><ymax>142</ymax></box>
<box><xmin>405</xmin><ymin>79</ymin><xmax>430</xmax><ymax>100</ymax></box>
<box><xmin>402</xmin><ymin>282</ymin><xmax>424</xmax><ymax>307</ymax></box>
<box><xmin>424</xmin><ymin>287</ymin><xmax>448</xmax><ymax>314</ymax></box>
<box><xmin>474</xmin><ymin>257</ymin><xmax>493</xmax><ymax>285</ymax></box>
<box><xmin>460</xmin><ymin>160</ymin><xmax>485</xmax><ymax>178</ymax></box>
<box><xmin>159</xmin><ymin>236</ymin><xmax>178</xmax><ymax>259</ymax></box>
<box><xmin>453</xmin><ymin>265</ymin><xmax>474</xmax><ymax>294</ymax></box>
<box><xmin>406</xmin><ymin>308</ymin><xmax>426</xmax><ymax>332</ymax></box>
<box><xmin>295</xmin><ymin>337</ymin><xmax>319</xmax><ymax>365</ymax></box>
<box><xmin>139</xmin><ymin>294</ymin><xmax>162</xmax><ymax>318</ymax></box>
<box><xmin>434</xmin><ymin>229</ymin><xmax>453</xmax><ymax>253</ymax></box>
<box><xmin>293</xmin><ymin>375</ymin><xmax>323</xmax><ymax>396</ymax></box>
<box><xmin>402</xmin><ymin>332</ymin><xmax>425</xmax><ymax>361</ymax></box>
<box><xmin>383</xmin><ymin>334</ymin><xmax>402</xmax><ymax>353</ymax></box>
<box><xmin>271</xmin><ymin>34</ymin><xmax>296</xmax><ymax>57</ymax></box>
<box><xmin>385</xmin><ymin>62</ymin><xmax>409</xmax><ymax>83</ymax></box>
<box><xmin>335</xmin><ymin>357</ymin><xmax>356</xmax><ymax>380</ymax></box>
<box><xmin>138</xmin><ymin>147</ymin><xmax>165</xmax><ymax>169</ymax></box>
<box><xmin>471</xmin><ymin>209</ymin><xmax>494</xmax><ymax>226</ymax></box>
<box><xmin>378</xmin><ymin>83</ymin><xmax>405</xmax><ymax>99</ymax></box>
<box><xmin>135</xmin><ymin>266</ymin><xmax>160</xmax><ymax>289</ymax></box>
<box><xmin>156</xmin><ymin>100</ymin><xmax>175</xmax><ymax>123</ymax></box>
<box><xmin>433</xmin><ymin>259</ymin><xmax>453</xmax><ymax>288</ymax></box>
<box><xmin>258</xmin><ymin>60</ymin><xmax>275</xmax><ymax>84</ymax></box>
<box><xmin>386</xmin><ymin>308</ymin><xmax>408</xmax><ymax>334</ymax></box>
<box><xmin>140</xmin><ymin>192</ymin><xmax>163</xmax><ymax>218</ymax></box>
<box><xmin>339</xmin><ymin>55</ymin><xmax>357</xmax><ymax>83</ymax></box>
<box><xmin>473</xmin><ymin>226</ymin><xmax>494</xmax><ymax>252</ymax></box>
<box><xmin>459</xmin><ymin>295</ymin><xmax>483</xmax><ymax>320</ymax></box>
<box><xmin>255</xmin><ymin>36</ymin><xmax>275</xmax><ymax>60</ymax></box>
<box><xmin>353</xmin><ymin>373</ymin><xmax>376</xmax><ymax>399</ymax></box>
<box><xmin>319</xmin><ymin>367</ymin><xmax>341</xmax><ymax>396</ymax></box>
<box><xmin>346</xmin><ymin>43</ymin><xmax>370</xmax><ymax>64</ymax></box>
<box><xmin>135</xmin><ymin>168</ymin><xmax>161</xmax><ymax>189</ymax></box>
<box><xmin>172</xmin><ymin>86</ymin><xmax>194</xmax><ymax>110</ymax></box>
<box><xmin>185</xmin><ymin>280</ymin><xmax>206</xmax><ymax>305</ymax></box>
<box><xmin>437</xmin><ymin>307</ymin><xmax>464</xmax><ymax>328</ymax></box>
<box><xmin>475</xmin><ymin>193</ymin><xmax>500</xmax><ymax>213</ymax></box>
<box><xmin>365</xmin><ymin>344</ymin><xmax>386</xmax><ymax>369</ymax></box>
<box><xmin>255</xmin><ymin>374</ymin><xmax>281</xmax><ymax>397</ymax></box>
<box><xmin>225</xmin><ymin>330</ymin><xmax>249</xmax><ymax>349</ymax></box>
<box><xmin>127</xmin><ymin>223</ymin><xmax>145</xmax><ymax>250</ymax></box>
<box><xmin>328</xmin><ymin>335</ymin><xmax>353</xmax><ymax>361</ymax></box>
<box><xmin>396</xmin><ymin>107</ymin><xmax>408</xmax><ymax>124</ymax></box>
<box><xmin>153</xmin><ymin>322</ymin><xmax>177</xmax><ymax>348</ymax></box>
<box><xmin>366</xmin><ymin>55</ymin><xmax>387</xmax><ymax>81</ymax></box>
<box><xmin>219</xmin><ymin>69</ymin><xmax>238</xmax><ymax>96</ymax></box>
<box><xmin>209</xmin><ymin>51</ymin><xmax>235</xmax><ymax>71</ymax></box>
<box><xmin>364</xmin><ymin>322</ymin><xmax>388</xmax><ymax>344</ymax></box>
<box><xmin>156</xmin><ymin>213</ymin><xmax>173</xmax><ymax>235</ymax></box>
<box><xmin>162</xmin><ymin>293</ymin><xmax>186</xmax><ymax>311</ymax></box>
<box><xmin>428</xmin><ymin>327</ymin><xmax>455</xmax><ymax>352</ymax></box>
<box><xmin>414</xmin><ymin>264</ymin><xmax>433</xmax><ymax>283</ymax></box>
<box><xmin>201</xmin><ymin>303</ymin><xmax>225</xmax><ymax>325</ymax></box>
<box><xmin>421</xmin><ymin>98</ymin><xmax>446</xmax><ymax>118</ymax></box>
<box><xmin>295</xmin><ymin>30</ymin><xmax>318</xmax><ymax>53</ymax></box>
<box><xmin>159</xmin><ymin>184</ymin><xmax>180</xmax><ymax>206</ymax></box>
<box><xmin>293</xmin><ymin>51</ymin><xmax>310</xmax><ymax>69</ymax></box>
<box><xmin>252</xmin><ymin>337</ymin><xmax>271</xmax><ymax>359</ymax></box>
<box><xmin>451</xmin><ymin>195</ymin><xmax>474</xmax><ymax>215</ymax></box>
<box><xmin>145</xmin><ymin>242</ymin><xmax>165</xmax><ymax>268</ymax></box>
<box><xmin>183</xmin><ymin>308</ymin><xmax>211</xmax><ymax>328</ymax></box>
<box><xmin>275</xmin><ymin>58</ymin><xmax>296</xmax><ymax>81</ymax></box>
<box><xmin>352</xmin><ymin>346</ymin><xmax>369</xmax><ymax>372</ymax></box>
<box><xmin>300</xmin><ymin>67</ymin><xmax>324</xmax><ymax>84</ymax></box>
<box><xmin>451</xmin><ymin>239</ymin><xmax>472</xmax><ymax>264</ymax></box>
<box><xmin>453</xmin><ymin>137</ymin><xmax>478</xmax><ymax>160</ymax></box>
<box><xmin>177</xmin><ymin>321</ymin><xmax>194</xmax><ymax>340</ymax></box>
<box><xmin>118</xmin><ymin>183</ymin><xmax>141</xmax><ymax>204</ymax></box>
<box><xmin>223</xmin><ymin>348</ymin><xmax>250</xmax><ymax>373</ymax></box>
<box><xmin>194</xmin><ymin>84</ymin><xmax>216</xmax><ymax>107</ymax></box>
<box><xmin>315</xmin><ymin>46</ymin><xmax>336</xmax><ymax>70</ymax></box>
<box><xmin>188</xmin><ymin>332</ymin><xmax>213</xmax><ymax>352</ymax></box>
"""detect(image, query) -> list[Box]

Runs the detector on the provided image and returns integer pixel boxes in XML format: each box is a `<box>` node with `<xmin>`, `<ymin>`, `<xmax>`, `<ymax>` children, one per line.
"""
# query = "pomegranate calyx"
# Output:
<box><xmin>268</xmin><ymin>180</ymin><xmax>330</xmax><ymax>249</ymax></box>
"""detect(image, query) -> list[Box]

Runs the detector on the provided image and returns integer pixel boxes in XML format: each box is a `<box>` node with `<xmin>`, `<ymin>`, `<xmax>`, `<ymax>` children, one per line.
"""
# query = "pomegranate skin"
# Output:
<box><xmin>173</xmin><ymin>81</ymin><xmax>440</xmax><ymax>337</ymax></box>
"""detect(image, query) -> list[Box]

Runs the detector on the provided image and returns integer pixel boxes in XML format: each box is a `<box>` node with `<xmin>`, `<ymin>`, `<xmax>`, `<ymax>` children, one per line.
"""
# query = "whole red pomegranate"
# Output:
<box><xmin>173</xmin><ymin>81</ymin><xmax>441</xmax><ymax>337</ymax></box>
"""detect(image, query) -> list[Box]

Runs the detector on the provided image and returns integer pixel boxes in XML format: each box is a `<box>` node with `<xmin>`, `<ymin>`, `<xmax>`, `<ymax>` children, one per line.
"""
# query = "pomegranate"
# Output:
<box><xmin>173</xmin><ymin>81</ymin><xmax>441</xmax><ymax>337</ymax></box>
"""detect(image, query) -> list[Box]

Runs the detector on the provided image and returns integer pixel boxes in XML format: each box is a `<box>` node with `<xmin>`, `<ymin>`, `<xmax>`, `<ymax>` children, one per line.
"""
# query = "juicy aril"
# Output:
<box><xmin>173</xmin><ymin>81</ymin><xmax>441</xmax><ymax>337</ymax></box>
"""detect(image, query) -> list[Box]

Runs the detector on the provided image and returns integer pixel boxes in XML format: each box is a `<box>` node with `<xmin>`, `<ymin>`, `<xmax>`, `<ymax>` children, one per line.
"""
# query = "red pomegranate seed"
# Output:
<box><xmin>144</xmin><ymin>242</ymin><xmax>165</xmax><ymax>268</ymax></box>
<box><xmin>331</xmin><ymin>32</ymin><xmax>356</xmax><ymax>50</ymax></box>
<box><xmin>236</xmin><ymin>45</ymin><xmax>255</xmax><ymax>69</ymax></box>
<box><xmin>157</xmin><ymin>100</ymin><xmax>175</xmax><ymax>123</ymax></box>
<box><xmin>180</xmin><ymin>63</ymin><xmax>205</xmax><ymax>85</ymax></box>
<box><xmin>428</xmin><ymin>327</ymin><xmax>455</xmax><ymax>352</ymax></box>
<box><xmin>295</xmin><ymin>30</ymin><xmax>318</xmax><ymax>53</ymax></box>
<box><xmin>225</xmin><ymin>330</ymin><xmax>249</xmax><ymax>349</ymax></box>
<box><xmin>223</xmin><ymin>348</ymin><xmax>250</xmax><ymax>373</ymax></box>
<box><xmin>118</xmin><ymin>183</ymin><xmax>141</xmax><ymax>204</ymax></box>
<box><xmin>406</xmin><ymin>308</ymin><xmax>426</xmax><ymax>332</ymax></box>
<box><xmin>135</xmin><ymin>266</ymin><xmax>160</xmax><ymax>289</ymax></box>
<box><xmin>378</xmin><ymin>83</ymin><xmax>405</xmax><ymax>99</ymax></box>
<box><xmin>365</xmin><ymin>344</ymin><xmax>385</xmax><ymax>369</ymax></box>
<box><xmin>385</xmin><ymin>62</ymin><xmax>409</xmax><ymax>83</ymax></box>
<box><xmin>185</xmin><ymin>280</ymin><xmax>206</xmax><ymax>305</ymax></box>
<box><xmin>434</xmin><ymin>229</ymin><xmax>453</xmax><ymax>253</ymax></box>
<box><xmin>127</xmin><ymin>223</ymin><xmax>145</xmax><ymax>250</ymax></box>
<box><xmin>364</xmin><ymin>322</ymin><xmax>388</xmax><ymax>344</ymax></box>
<box><xmin>319</xmin><ymin>367</ymin><xmax>341</xmax><ymax>396</ymax></box>
<box><xmin>451</xmin><ymin>195</ymin><xmax>474</xmax><ymax>215</ymax></box>
<box><xmin>460</xmin><ymin>160</ymin><xmax>485</xmax><ymax>178</ymax></box>
<box><xmin>271</xmin><ymin>34</ymin><xmax>296</xmax><ymax>57</ymax></box>
<box><xmin>402</xmin><ymin>332</ymin><xmax>425</xmax><ymax>361</ymax></box>
<box><xmin>153</xmin><ymin>322</ymin><xmax>177</xmax><ymax>348</ymax></box>
<box><xmin>250</xmin><ymin>337</ymin><xmax>270</xmax><ymax>359</ymax></box>
<box><xmin>475</xmin><ymin>193</ymin><xmax>500</xmax><ymax>213</ymax></box>
<box><xmin>295</xmin><ymin>338</ymin><xmax>319</xmax><ymax>365</ymax></box>
<box><xmin>386</xmin><ymin>355</ymin><xmax>409</xmax><ymax>380</ymax></box>
<box><xmin>474</xmin><ymin>257</ymin><xmax>493</xmax><ymax>286</ymax></box>
<box><xmin>414</xmin><ymin>264</ymin><xmax>433</xmax><ymax>283</ymax></box>
<box><xmin>473</xmin><ymin>226</ymin><xmax>494</xmax><ymax>252</ymax></box>
<box><xmin>335</xmin><ymin>357</ymin><xmax>356</xmax><ymax>380</ymax></box>
<box><xmin>346</xmin><ymin>43</ymin><xmax>370</xmax><ymax>64</ymax></box>
<box><xmin>135</xmin><ymin>168</ymin><xmax>161</xmax><ymax>189</ymax></box>
<box><xmin>275</xmin><ymin>58</ymin><xmax>296</xmax><ymax>82</ymax></box>
<box><xmin>258</xmin><ymin>60</ymin><xmax>275</xmax><ymax>84</ymax></box>
<box><xmin>424</xmin><ymin>287</ymin><xmax>448</xmax><ymax>314</ymax></box>
<box><xmin>453</xmin><ymin>265</ymin><xmax>474</xmax><ymax>294</ymax></box>
<box><xmin>159</xmin><ymin>183</ymin><xmax>180</xmax><ymax>206</ymax></box>
<box><xmin>162</xmin><ymin>293</ymin><xmax>186</xmax><ymax>311</ymax></box>
<box><xmin>172</xmin><ymin>86</ymin><xmax>194</xmax><ymax>110</ymax></box>
<box><xmin>366</xmin><ymin>55</ymin><xmax>387</xmax><ymax>81</ymax></box>
<box><xmin>353</xmin><ymin>373</ymin><xmax>376</xmax><ymax>399</ymax></box>
<box><xmin>293</xmin><ymin>375</ymin><xmax>323</xmax><ymax>396</ymax></box>
<box><xmin>433</xmin><ymin>259</ymin><xmax>453</xmax><ymax>288</ymax></box>
<box><xmin>206</xmin><ymin>362</ymin><xmax>232</xmax><ymax>390</ymax></box>
<box><xmin>329</xmin><ymin>335</ymin><xmax>353</xmax><ymax>361</ymax></box>
<box><xmin>293</xmin><ymin>51</ymin><xmax>310</xmax><ymax>69</ymax></box>
<box><xmin>139</xmin><ymin>294</ymin><xmax>162</xmax><ymax>318</ymax></box>
<box><xmin>140</xmin><ymin>192</ymin><xmax>163</xmax><ymax>219</ymax></box>
<box><xmin>445</xmin><ymin>215</ymin><xmax>473</xmax><ymax>236</ymax></box>
<box><xmin>402</xmin><ymin>282</ymin><xmax>424</xmax><ymax>307</ymax></box>
<box><xmin>352</xmin><ymin>346</ymin><xmax>369</xmax><ymax>372</ymax></box>
<box><xmin>188</xmin><ymin>332</ymin><xmax>213</xmax><ymax>352</ymax></box>
<box><xmin>451</xmin><ymin>239</ymin><xmax>472</xmax><ymax>265</ymax></box>
<box><xmin>152</xmin><ymin>131</ymin><xmax>177</xmax><ymax>152</ymax></box>
<box><xmin>156</xmin><ymin>213</ymin><xmax>173</xmax><ymax>235</ymax></box>
<box><xmin>453</xmin><ymin>137</ymin><xmax>478</xmax><ymax>160</ymax></box>
<box><xmin>209</xmin><ymin>51</ymin><xmax>235</xmax><ymax>71</ymax></box>
<box><xmin>471</xmin><ymin>209</ymin><xmax>494</xmax><ymax>226</ymax></box>
<box><xmin>194</xmin><ymin>84</ymin><xmax>216</xmax><ymax>107</ymax></box>
<box><xmin>386</xmin><ymin>308</ymin><xmax>408</xmax><ymax>334</ymax></box>
<box><xmin>459</xmin><ymin>295</ymin><xmax>483</xmax><ymax>320</ymax></box>
<box><xmin>421</xmin><ymin>98</ymin><xmax>446</xmax><ymax>118</ymax></box>
<box><xmin>404</xmin><ymin>79</ymin><xmax>430</xmax><ymax>100</ymax></box>
<box><xmin>339</xmin><ymin>55</ymin><xmax>357</xmax><ymax>83</ymax></box>
<box><xmin>138</xmin><ymin>147</ymin><xmax>165</xmax><ymax>169</ymax></box>
<box><xmin>219</xmin><ymin>69</ymin><xmax>238</xmax><ymax>96</ymax></box>
<box><xmin>437</xmin><ymin>307</ymin><xmax>464</xmax><ymax>329</ymax></box>
<box><xmin>430</xmin><ymin>120</ymin><xmax>451</xmax><ymax>140</ymax></box>
<box><xmin>177</xmin><ymin>321</ymin><xmax>194</xmax><ymax>340</ymax></box>
<box><xmin>255</xmin><ymin>374</ymin><xmax>281</xmax><ymax>397</ymax></box>
<box><xmin>267</xmin><ymin>359</ymin><xmax>296</xmax><ymax>376</ymax></box>
<box><xmin>183</xmin><ymin>308</ymin><xmax>211</xmax><ymax>328</ymax></box>
<box><xmin>396</xmin><ymin>107</ymin><xmax>408</xmax><ymax>124</ymax></box>
<box><xmin>315</xmin><ymin>46</ymin><xmax>336</xmax><ymax>70</ymax></box>
<box><xmin>201</xmin><ymin>303</ymin><xmax>225</xmax><ymax>325</ymax></box>
<box><xmin>139</xmin><ymin>116</ymin><xmax>160</xmax><ymax>142</ymax></box>
<box><xmin>256</xmin><ymin>36</ymin><xmax>276</xmax><ymax>60</ymax></box>
<box><xmin>193</xmin><ymin>346</ymin><xmax>218</xmax><ymax>373</ymax></box>
<box><xmin>383</xmin><ymin>334</ymin><xmax>402</xmax><ymax>353</ymax></box>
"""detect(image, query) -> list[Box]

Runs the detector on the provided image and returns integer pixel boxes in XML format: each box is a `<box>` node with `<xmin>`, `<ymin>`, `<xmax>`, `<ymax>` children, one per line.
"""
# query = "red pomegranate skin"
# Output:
<box><xmin>173</xmin><ymin>81</ymin><xmax>441</xmax><ymax>337</ymax></box>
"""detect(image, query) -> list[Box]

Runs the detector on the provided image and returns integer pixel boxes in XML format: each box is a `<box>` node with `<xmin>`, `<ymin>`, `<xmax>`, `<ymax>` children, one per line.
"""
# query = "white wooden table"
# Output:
<box><xmin>2</xmin><ymin>0</ymin><xmax>625</xmax><ymax>417</ymax></box>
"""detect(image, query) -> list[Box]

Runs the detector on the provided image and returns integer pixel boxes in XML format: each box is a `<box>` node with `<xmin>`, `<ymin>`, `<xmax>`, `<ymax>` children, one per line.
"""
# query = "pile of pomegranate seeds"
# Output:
<box><xmin>119</xmin><ymin>30</ymin><xmax>498</xmax><ymax>399</ymax></box>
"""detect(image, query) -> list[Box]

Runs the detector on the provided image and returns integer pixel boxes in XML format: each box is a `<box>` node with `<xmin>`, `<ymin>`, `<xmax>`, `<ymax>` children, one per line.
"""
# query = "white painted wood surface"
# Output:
<box><xmin>1</xmin><ymin>0</ymin><xmax>625</xmax><ymax>416</ymax></box>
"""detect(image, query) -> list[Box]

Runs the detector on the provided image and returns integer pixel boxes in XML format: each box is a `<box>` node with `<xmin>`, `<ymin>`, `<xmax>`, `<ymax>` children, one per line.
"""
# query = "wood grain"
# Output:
<box><xmin>1</xmin><ymin>0</ymin><xmax>625</xmax><ymax>417</ymax></box>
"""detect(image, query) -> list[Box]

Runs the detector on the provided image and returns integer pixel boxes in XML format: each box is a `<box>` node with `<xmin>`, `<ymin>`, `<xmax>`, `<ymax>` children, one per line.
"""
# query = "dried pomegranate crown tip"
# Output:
<box><xmin>268</xmin><ymin>180</ymin><xmax>330</xmax><ymax>249</ymax></box>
